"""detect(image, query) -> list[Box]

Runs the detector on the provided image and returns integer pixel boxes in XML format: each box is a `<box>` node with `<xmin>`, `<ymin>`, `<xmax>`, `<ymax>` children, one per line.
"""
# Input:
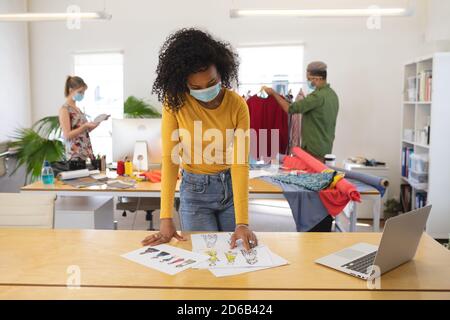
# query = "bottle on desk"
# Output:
<box><xmin>117</xmin><ymin>160</ymin><xmax>125</xmax><ymax>176</ymax></box>
<box><xmin>41</xmin><ymin>160</ymin><xmax>54</xmax><ymax>186</ymax></box>
<box><xmin>124</xmin><ymin>158</ymin><xmax>133</xmax><ymax>176</ymax></box>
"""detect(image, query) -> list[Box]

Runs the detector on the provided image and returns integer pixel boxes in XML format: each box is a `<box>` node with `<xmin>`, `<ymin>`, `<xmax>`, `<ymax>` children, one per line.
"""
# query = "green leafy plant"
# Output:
<box><xmin>33</xmin><ymin>116</ymin><xmax>62</xmax><ymax>138</ymax></box>
<box><xmin>9</xmin><ymin>116</ymin><xmax>64</xmax><ymax>182</ymax></box>
<box><xmin>124</xmin><ymin>96</ymin><xmax>161</xmax><ymax>118</ymax></box>
<box><xmin>384</xmin><ymin>198</ymin><xmax>402</xmax><ymax>220</ymax></box>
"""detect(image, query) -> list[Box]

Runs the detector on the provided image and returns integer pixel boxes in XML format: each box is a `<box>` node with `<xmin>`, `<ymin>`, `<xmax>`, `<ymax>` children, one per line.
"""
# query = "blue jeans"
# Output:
<box><xmin>179</xmin><ymin>169</ymin><xmax>236</xmax><ymax>232</ymax></box>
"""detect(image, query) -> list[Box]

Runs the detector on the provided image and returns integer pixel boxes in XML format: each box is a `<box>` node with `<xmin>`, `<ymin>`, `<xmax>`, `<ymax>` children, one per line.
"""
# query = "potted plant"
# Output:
<box><xmin>124</xmin><ymin>96</ymin><xmax>161</xmax><ymax>118</ymax></box>
<box><xmin>8</xmin><ymin>116</ymin><xmax>64</xmax><ymax>182</ymax></box>
<box><xmin>384</xmin><ymin>198</ymin><xmax>403</xmax><ymax>220</ymax></box>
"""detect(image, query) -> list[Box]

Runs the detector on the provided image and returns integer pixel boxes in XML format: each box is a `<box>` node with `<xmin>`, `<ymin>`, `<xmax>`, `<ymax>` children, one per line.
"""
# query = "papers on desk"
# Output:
<box><xmin>106</xmin><ymin>180</ymin><xmax>135</xmax><ymax>189</ymax></box>
<box><xmin>63</xmin><ymin>177</ymin><xmax>104</xmax><ymax>188</ymax></box>
<box><xmin>191</xmin><ymin>233</ymin><xmax>289</xmax><ymax>277</ymax></box>
<box><xmin>249</xmin><ymin>168</ymin><xmax>280</xmax><ymax>179</ymax></box>
<box><xmin>121</xmin><ymin>244</ymin><xmax>209</xmax><ymax>275</ymax></box>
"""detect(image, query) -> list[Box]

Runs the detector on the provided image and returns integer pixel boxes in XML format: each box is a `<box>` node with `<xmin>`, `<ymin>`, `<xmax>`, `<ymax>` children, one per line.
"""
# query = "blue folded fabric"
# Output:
<box><xmin>260</xmin><ymin>176</ymin><xmax>329</xmax><ymax>232</ymax></box>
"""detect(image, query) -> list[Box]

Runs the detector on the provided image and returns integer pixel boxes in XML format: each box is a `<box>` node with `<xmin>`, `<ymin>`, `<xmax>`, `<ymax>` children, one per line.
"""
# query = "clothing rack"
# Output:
<box><xmin>239</xmin><ymin>81</ymin><xmax>306</xmax><ymax>86</ymax></box>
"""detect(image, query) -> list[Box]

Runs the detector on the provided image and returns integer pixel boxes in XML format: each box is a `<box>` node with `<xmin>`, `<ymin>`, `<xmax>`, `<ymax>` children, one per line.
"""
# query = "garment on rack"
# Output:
<box><xmin>288</xmin><ymin>113</ymin><xmax>302</xmax><ymax>153</ymax></box>
<box><xmin>247</xmin><ymin>95</ymin><xmax>288</xmax><ymax>160</ymax></box>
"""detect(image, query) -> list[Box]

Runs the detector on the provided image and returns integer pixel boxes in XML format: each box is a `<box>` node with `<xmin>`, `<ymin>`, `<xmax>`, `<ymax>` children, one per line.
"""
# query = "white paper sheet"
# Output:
<box><xmin>209</xmin><ymin>248</ymin><xmax>289</xmax><ymax>277</ymax></box>
<box><xmin>93</xmin><ymin>113</ymin><xmax>110</xmax><ymax>124</ymax></box>
<box><xmin>249</xmin><ymin>169</ymin><xmax>279</xmax><ymax>179</ymax></box>
<box><xmin>121</xmin><ymin>244</ymin><xmax>209</xmax><ymax>275</ymax></box>
<box><xmin>191</xmin><ymin>233</ymin><xmax>275</xmax><ymax>269</ymax></box>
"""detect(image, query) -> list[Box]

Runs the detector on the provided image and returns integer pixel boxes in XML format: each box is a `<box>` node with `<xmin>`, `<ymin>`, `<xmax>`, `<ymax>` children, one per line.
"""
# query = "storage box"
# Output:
<box><xmin>409</xmin><ymin>170</ymin><xmax>428</xmax><ymax>184</ymax></box>
<box><xmin>410</xmin><ymin>154</ymin><xmax>429</xmax><ymax>173</ymax></box>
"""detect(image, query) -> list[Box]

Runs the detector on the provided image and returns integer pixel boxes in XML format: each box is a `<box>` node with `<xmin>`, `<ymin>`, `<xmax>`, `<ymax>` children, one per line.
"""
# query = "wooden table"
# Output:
<box><xmin>21</xmin><ymin>175</ymin><xmax>382</xmax><ymax>231</ymax></box>
<box><xmin>0</xmin><ymin>229</ymin><xmax>449</xmax><ymax>299</ymax></box>
<box><xmin>21</xmin><ymin>177</ymin><xmax>283</xmax><ymax>199</ymax></box>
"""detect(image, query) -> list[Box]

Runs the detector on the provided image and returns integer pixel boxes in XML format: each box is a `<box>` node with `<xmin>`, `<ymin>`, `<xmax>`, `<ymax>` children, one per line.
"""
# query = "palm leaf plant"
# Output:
<box><xmin>8</xmin><ymin>117</ymin><xmax>65</xmax><ymax>182</ymax></box>
<box><xmin>124</xmin><ymin>96</ymin><xmax>161</xmax><ymax>118</ymax></box>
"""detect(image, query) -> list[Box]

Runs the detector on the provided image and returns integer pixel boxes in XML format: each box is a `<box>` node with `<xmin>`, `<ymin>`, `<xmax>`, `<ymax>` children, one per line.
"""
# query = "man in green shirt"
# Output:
<box><xmin>263</xmin><ymin>61</ymin><xmax>339</xmax><ymax>162</ymax></box>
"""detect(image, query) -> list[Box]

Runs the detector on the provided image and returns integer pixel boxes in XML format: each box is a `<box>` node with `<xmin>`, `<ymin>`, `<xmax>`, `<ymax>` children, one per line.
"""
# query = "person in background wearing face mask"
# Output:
<box><xmin>58</xmin><ymin>76</ymin><xmax>103</xmax><ymax>164</ymax></box>
<box><xmin>142</xmin><ymin>28</ymin><xmax>258</xmax><ymax>251</ymax></box>
<box><xmin>263</xmin><ymin>61</ymin><xmax>339</xmax><ymax>162</ymax></box>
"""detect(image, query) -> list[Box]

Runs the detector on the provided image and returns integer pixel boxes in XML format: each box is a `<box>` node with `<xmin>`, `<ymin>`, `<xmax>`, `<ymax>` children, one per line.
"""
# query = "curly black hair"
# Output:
<box><xmin>152</xmin><ymin>28</ymin><xmax>239</xmax><ymax>112</ymax></box>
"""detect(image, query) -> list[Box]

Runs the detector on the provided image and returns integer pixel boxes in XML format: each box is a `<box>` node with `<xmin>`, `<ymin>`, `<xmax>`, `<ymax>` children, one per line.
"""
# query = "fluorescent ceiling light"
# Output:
<box><xmin>0</xmin><ymin>11</ymin><xmax>111</xmax><ymax>22</ymax></box>
<box><xmin>230</xmin><ymin>8</ymin><xmax>410</xmax><ymax>18</ymax></box>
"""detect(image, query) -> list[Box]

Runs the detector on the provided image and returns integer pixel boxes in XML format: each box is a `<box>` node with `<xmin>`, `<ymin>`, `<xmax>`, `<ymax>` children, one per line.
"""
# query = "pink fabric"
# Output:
<box><xmin>282</xmin><ymin>147</ymin><xmax>361</xmax><ymax>216</ymax></box>
<box><xmin>289</xmin><ymin>113</ymin><xmax>302</xmax><ymax>153</ymax></box>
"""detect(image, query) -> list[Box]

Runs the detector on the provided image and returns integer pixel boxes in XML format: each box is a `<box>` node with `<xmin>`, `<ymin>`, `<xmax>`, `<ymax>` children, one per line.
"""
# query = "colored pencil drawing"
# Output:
<box><xmin>241</xmin><ymin>248</ymin><xmax>258</xmax><ymax>265</ymax></box>
<box><xmin>152</xmin><ymin>251</ymin><xmax>170</xmax><ymax>259</ymax></box>
<box><xmin>168</xmin><ymin>258</ymin><xmax>184</xmax><ymax>265</ymax></box>
<box><xmin>224</xmin><ymin>250</ymin><xmax>238</xmax><ymax>265</ymax></box>
<box><xmin>202</xmin><ymin>234</ymin><xmax>218</xmax><ymax>248</ymax></box>
<box><xmin>140</xmin><ymin>247</ymin><xmax>159</xmax><ymax>255</ymax></box>
<box><xmin>206</xmin><ymin>249</ymin><xmax>220</xmax><ymax>266</ymax></box>
<box><xmin>176</xmin><ymin>259</ymin><xmax>197</xmax><ymax>268</ymax></box>
<box><xmin>160</xmin><ymin>255</ymin><xmax>177</xmax><ymax>263</ymax></box>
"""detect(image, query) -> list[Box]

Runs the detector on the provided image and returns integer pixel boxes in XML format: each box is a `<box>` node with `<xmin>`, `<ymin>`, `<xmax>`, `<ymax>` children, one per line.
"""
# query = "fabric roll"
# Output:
<box><xmin>329</xmin><ymin>166</ymin><xmax>388</xmax><ymax>197</ymax></box>
<box><xmin>285</xmin><ymin>147</ymin><xmax>361</xmax><ymax>202</ymax></box>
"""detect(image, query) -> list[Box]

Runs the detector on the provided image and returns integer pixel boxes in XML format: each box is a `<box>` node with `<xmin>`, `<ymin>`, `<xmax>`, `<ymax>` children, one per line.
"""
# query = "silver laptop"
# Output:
<box><xmin>315</xmin><ymin>205</ymin><xmax>431</xmax><ymax>280</ymax></box>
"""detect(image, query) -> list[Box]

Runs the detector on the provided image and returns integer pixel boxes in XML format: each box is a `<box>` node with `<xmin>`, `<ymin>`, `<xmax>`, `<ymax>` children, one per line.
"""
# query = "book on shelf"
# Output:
<box><xmin>401</xmin><ymin>146</ymin><xmax>414</xmax><ymax>178</ymax></box>
<box><xmin>400</xmin><ymin>184</ymin><xmax>412</xmax><ymax>213</ymax></box>
<box><xmin>415</xmin><ymin>192</ymin><xmax>428</xmax><ymax>209</ymax></box>
<box><xmin>417</xmin><ymin>70</ymin><xmax>432</xmax><ymax>102</ymax></box>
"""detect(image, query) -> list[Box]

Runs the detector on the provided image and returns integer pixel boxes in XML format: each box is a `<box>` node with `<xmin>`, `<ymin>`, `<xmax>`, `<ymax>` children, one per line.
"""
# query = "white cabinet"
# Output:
<box><xmin>55</xmin><ymin>196</ymin><xmax>114</xmax><ymax>230</ymax></box>
<box><xmin>401</xmin><ymin>53</ymin><xmax>450</xmax><ymax>239</ymax></box>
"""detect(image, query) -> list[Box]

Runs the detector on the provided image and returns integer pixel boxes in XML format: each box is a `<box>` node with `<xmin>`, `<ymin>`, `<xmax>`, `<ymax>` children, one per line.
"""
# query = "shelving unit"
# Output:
<box><xmin>401</xmin><ymin>53</ymin><xmax>450</xmax><ymax>239</ymax></box>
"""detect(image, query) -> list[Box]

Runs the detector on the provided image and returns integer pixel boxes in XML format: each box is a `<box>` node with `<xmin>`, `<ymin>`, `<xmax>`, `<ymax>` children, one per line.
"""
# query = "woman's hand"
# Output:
<box><xmin>230</xmin><ymin>225</ymin><xmax>258</xmax><ymax>251</ymax></box>
<box><xmin>83</xmin><ymin>122</ymin><xmax>99</xmax><ymax>131</ymax></box>
<box><xmin>261</xmin><ymin>86</ymin><xmax>276</xmax><ymax>96</ymax></box>
<box><xmin>141</xmin><ymin>218</ymin><xmax>186</xmax><ymax>246</ymax></box>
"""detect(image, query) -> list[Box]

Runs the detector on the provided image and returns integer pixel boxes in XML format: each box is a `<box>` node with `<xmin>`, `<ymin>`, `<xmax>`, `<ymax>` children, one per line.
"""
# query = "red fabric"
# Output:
<box><xmin>247</xmin><ymin>95</ymin><xmax>288</xmax><ymax>160</ymax></box>
<box><xmin>139</xmin><ymin>170</ymin><xmax>162</xmax><ymax>183</ymax></box>
<box><xmin>282</xmin><ymin>147</ymin><xmax>361</xmax><ymax>217</ymax></box>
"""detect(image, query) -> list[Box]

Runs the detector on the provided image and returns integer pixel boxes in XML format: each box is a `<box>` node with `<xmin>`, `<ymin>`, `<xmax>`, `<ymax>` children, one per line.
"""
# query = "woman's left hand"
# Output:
<box><xmin>230</xmin><ymin>225</ymin><xmax>258</xmax><ymax>251</ymax></box>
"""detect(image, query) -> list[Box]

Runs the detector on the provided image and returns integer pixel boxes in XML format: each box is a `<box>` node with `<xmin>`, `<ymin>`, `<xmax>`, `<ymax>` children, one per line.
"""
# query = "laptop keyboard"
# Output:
<box><xmin>341</xmin><ymin>251</ymin><xmax>377</xmax><ymax>274</ymax></box>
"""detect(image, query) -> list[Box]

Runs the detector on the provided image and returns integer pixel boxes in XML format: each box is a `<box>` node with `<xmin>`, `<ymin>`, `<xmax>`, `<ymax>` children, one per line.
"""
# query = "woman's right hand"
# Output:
<box><xmin>141</xmin><ymin>218</ymin><xmax>186</xmax><ymax>246</ymax></box>
<box><xmin>83</xmin><ymin>122</ymin><xmax>99</xmax><ymax>131</ymax></box>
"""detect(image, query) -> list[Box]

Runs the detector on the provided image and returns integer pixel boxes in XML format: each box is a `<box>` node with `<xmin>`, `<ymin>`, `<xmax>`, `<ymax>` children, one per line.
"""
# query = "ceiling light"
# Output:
<box><xmin>230</xmin><ymin>8</ymin><xmax>410</xmax><ymax>18</ymax></box>
<box><xmin>0</xmin><ymin>11</ymin><xmax>111</xmax><ymax>22</ymax></box>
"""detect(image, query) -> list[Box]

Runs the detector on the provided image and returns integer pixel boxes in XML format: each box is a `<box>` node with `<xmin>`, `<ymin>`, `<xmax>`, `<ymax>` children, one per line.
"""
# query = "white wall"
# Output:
<box><xmin>28</xmin><ymin>0</ymin><xmax>438</xmax><ymax>199</ymax></box>
<box><xmin>425</xmin><ymin>0</ymin><xmax>450</xmax><ymax>52</ymax></box>
<box><xmin>0</xmin><ymin>0</ymin><xmax>31</xmax><ymax>142</ymax></box>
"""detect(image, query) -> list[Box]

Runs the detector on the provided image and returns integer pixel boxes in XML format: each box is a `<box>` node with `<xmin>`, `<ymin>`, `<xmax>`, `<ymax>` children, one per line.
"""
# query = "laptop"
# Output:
<box><xmin>315</xmin><ymin>205</ymin><xmax>432</xmax><ymax>280</ymax></box>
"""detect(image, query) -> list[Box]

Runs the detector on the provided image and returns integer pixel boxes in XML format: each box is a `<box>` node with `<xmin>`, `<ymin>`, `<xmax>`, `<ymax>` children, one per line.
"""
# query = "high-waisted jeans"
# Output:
<box><xmin>179</xmin><ymin>169</ymin><xmax>236</xmax><ymax>232</ymax></box>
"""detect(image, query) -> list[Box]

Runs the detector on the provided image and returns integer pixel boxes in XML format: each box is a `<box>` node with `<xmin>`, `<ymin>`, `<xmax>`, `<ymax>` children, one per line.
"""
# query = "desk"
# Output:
<box><xmin>0</xmin><ymin>230</ymin><xmax>449</xmax><ymax>300</ymax></box>
<box><xmin>21</xmin><ymin>176</ymin><xmax>382</xmax><ymax>232</ymax></box>
<box><xmin>21</xmin><ymin>177</ymin><xmax>283</xmax><ymax>199</ymax></box>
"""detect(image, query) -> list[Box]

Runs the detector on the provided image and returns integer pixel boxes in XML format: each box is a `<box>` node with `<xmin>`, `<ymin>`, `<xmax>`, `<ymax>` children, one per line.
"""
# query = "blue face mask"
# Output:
<box><xmin>307</xmin><ymin>81</ymin><xmax>316</xmax><ymax>91</ymax></box>
<box><xmin>189</xmin><ymin>82</ymin><xmax>222</xmax><ymax>103</ymax></box>
<box><xmin>73</xmin><ymin>93</ymin><xmax>84</xmax><ymax>102</ymax></box>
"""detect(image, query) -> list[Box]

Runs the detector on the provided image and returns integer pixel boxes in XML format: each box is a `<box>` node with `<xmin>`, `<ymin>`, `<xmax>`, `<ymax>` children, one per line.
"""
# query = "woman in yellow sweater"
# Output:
<box><xmin>142</xmin><ymin>28</ymin><xmax>257</xmax><ymax>250</ymax></box>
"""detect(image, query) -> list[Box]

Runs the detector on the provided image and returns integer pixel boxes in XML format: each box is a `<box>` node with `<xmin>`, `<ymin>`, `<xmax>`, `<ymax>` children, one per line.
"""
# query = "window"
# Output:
<box><xmin>73</xmin><ymin>52</ymin><xmax>124</xmax><ymax>161</ymax></box>
<box><xmin>237</xmin><ymin>45</ymin><xmax>304</xmax><ymax>99</ymax></box>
